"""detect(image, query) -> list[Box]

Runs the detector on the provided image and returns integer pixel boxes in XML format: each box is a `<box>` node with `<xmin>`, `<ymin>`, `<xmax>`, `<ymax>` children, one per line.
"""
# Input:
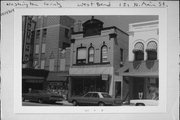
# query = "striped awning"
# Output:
<box><xmin>133</xmin><ymin>42</ymin><xmax>144</xmax><ymax>52</ymax></box>
<box><xmin>146</xmin><ymin>41</ymin><xmax>157</xmax><ymax>51</ymax></box>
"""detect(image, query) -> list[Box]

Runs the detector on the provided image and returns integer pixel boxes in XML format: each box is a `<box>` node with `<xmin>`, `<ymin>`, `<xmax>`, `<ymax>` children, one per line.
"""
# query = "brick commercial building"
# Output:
<box><xmin>22</xmin><ymin>16</ymin><xmax>75</xmax><ymax>93</ymax></box>
<box><xmin>69</xmin><ymin>17</ymin><xmax>129</xmax><ymax>98</ymax></box>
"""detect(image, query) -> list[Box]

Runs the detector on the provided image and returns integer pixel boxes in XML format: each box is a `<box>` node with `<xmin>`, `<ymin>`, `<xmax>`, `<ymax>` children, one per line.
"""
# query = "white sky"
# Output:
<box><xmin>70</xmin><ymin>15</ymin><xmax>158</xmax><ymax>32</ymax></box>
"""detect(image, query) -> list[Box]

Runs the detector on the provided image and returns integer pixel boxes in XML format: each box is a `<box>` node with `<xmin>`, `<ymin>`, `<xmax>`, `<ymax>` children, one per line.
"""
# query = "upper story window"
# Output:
<box><xmin>133</xmin><ymin>42</ymin><xmax>144</xmax><ymax>61</ymax></box>
<box><xmin>101</xmin><ymin>45</ymin><xmax>108</xmax><ymax>63</ymax></box>
<box><xmin>40</xmin><ymin>60</ymin><xmax>45</xmax><ymax>69</ymax></box>
<box><xmin>42</xmin><ymin>29</ymin><xmax>47</xmax><ymax>39</ymax></box>
<box><xmin>35</xmin><ymin>44</ymin><xmax>39</xmax><ymax>54</ymax></box>
<box><xmin>146</xmin><ymin>41</ymin><xmax>157</xmax><ymax>60</ymax></box>
<box><xmin>36</xmin><ymin>30</ymin><xmax>40</xmax><ymax>39</ymax></box>
<box><xmin>65</xmin><ymin>28</ymin><xmax>69</xmax><ymax>38</ymax></box>
<box><xmin>41</xmin><ymin>43</ymin><xmax>46</xmax><ymax>53</ymax></box>
<box><xmin>88</xmin><ymin>46</ymin><xmax>94</xmax><ymax>63</ymax></box>
<box><xmin>77</xmin><ymin>47</ymin><xmax>86</xmax><ymax>64</ymax></box>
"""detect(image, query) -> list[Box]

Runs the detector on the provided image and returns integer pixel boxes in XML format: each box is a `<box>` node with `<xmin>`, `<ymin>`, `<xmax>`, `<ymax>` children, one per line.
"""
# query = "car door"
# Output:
<box><xmin>90</xmin><ymin>93</ymin><xmax>99</xmax><ymax>105</ymax></box>
<box><xmin>80</xmin><ymin>93</ymin><xmax>92</xmax><ymax>105</ymax></box>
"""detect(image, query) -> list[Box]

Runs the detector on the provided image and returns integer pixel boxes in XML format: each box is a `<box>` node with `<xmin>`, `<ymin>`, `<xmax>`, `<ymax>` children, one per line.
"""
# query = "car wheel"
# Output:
<box><xmin>72</xmin><ymin>100</ymin><xmax>78</xmax><ymax>106</ymax></box>
<box><xmin>38</xmin><ymin>99</ymin><xmax>43</xmax><ymax>103</ymax></box>
<box><xmin>98</xmin><ymin>102</ymin><xmax>105</xmax><ymax>106</ymax></box>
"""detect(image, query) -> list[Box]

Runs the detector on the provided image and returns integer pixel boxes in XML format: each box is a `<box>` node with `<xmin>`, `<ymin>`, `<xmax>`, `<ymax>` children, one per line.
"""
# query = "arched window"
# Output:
<box><xmin>101</xmin><ymin>45</ymin><xmax>108</xmax><ymax>63</ymax></box>
<box><xmin>133</xmin><ymin>42</ymin><xmax>144</xmax><ymax>61</ymax></box>
<box><xmin>77</xmin><ymin>47</ymin><xmax>86</xmax><ymax>64</ymax></box>
<box><xmin>88</xmin><ymin>46</ymin><xmax>94</xmax><ymax>63</ymax></box>
<box><xmin>146</xmin><ymin>41</ymin><xmax>157</xmax><ymax>60</ymax></box>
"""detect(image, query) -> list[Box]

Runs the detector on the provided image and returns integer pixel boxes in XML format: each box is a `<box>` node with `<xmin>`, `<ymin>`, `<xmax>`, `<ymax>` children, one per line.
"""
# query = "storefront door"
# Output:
<box><xmin>132</xmin><ymin>77</ymin><xmax>145</xmax><ymax>99</ymax></box>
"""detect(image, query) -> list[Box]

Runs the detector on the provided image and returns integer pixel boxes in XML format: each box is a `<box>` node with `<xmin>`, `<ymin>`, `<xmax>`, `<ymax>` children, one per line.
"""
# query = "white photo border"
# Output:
<box><xmin>14</xmin><ymin>8</ymin><xmax>167</xmax><ymax>113</ymax></box>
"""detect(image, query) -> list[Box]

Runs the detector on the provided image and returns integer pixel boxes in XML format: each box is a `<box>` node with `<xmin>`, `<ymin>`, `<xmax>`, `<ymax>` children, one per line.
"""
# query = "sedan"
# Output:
<box><xmin>68</xmin><ymin>92</ymin><xmax>123</xmax><ymax>106</ymax></box>
<box><xmin>22</xmin><ymin>90</ymin><xmax>64</xmax><ymax>104</ymax></box>
<box><xmin>130</xmin><ymin>99</ymin><xmax>158</xmax><ymax>106</ymax></box>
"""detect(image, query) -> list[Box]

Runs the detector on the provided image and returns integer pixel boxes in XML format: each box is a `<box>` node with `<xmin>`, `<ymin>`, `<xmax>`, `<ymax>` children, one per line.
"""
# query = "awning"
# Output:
<box><xmin>46</xmin><ymin>72</ymin><xmax>68</xmax><ymax>82</ymax></box>
<box><xmin>133</xmin><ymin>42</ymin><xmax>144</xmax><ymax>52</ymax></box>
<box><xmin>22</xmin><ymin>76</ymin><xmax>44</xmax><ymax>80</ymax></box>
<box><xmin>146</xmin><ymin>41</ymin><xmax>157</xmax><ymax>51</ymax></box>
<box><xmin>69</xmin><ymin>66</ymin><xmax>113</xmax><ymax>75</ymax></box>
<box><xmin>68</xmin><ymin>74</ymin><xmax>101</xmax><ymax>77</ymax></box>
<box><xmin>121</xmin><ymin>71</ymin><xmax>158</xmax><ymax>77</ymax></box>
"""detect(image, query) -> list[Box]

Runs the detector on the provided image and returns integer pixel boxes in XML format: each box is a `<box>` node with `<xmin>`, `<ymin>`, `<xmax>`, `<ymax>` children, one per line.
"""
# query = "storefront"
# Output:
<box><xmin>22</xmin><ymin>68</ymin><xmax>49</xmax><ymax>93</ymax></box>
<box><xmin>69</xmin><ymin>75</ymin><xmax>110</xmax><ymax>96</ymax></box>
<box><xmin>22</xmin><ymin>76</ymin><xmax>45</xmax><ymax>93</ymax></box>
<box><xmin>69</xmin><ymin>66</ymin><xmax>113</xmax><ymax>97</ymax></box>
<box><xmin>46</xmin><ymin>72</ymin><xmax>68</xmax><ymax>95</ymax></box>
<box><xmin>120</xmin><ymin>61</ymin><xmax>159</xmax><ymax>101</ymax></box>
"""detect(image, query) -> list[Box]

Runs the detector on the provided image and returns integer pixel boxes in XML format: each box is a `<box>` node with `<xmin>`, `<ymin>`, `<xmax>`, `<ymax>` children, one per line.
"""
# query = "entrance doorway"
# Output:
<box><xmin>132</xmin><ymin>77</ymin><xmax>145</xmax><ymax>99</ymax></box>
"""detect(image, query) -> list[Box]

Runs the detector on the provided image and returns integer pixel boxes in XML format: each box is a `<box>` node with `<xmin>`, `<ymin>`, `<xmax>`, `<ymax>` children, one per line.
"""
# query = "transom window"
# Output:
<box><xmin>88</xmin><ymin>47</ymin><xmax>94</xmax><ymax>63</ymax></box>
<box><xmin>101</xmin><ymin>45</ymin><xmax>108</xmax><ymax>63</ymax></box>
<box><xmin>77</xmin><ymin>47</ymin><xmax>86</xmax><ymax>64</ymax></box>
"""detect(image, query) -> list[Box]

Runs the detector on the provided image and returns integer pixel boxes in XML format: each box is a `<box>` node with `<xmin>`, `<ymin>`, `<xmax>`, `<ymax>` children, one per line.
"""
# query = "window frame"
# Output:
<box><xmin>76</xmin><ymin>47</ymin><xmax>87</xmax><ymax>65</ymax></box>
<box><xmin>146</xmin><ymin>41</ymin><xmax>158</xmax><ymax>60</ymax></box>
<box><xmin>40</xmin><ymin>60</ymin><xmax>45</xmax><ymax>69</ymax></box>
<box><xmin>88</xmin><ymin>46</ymin><xmax>95</xmax><ymax>63</ymax></box>
<box><xmin>101</xmin><ymin>45</ymin><xmax>108</xmax><ymax>63</ymax></box>
<box><xmin>133</xmin><ymin>42</ymin><xmax>144</xmax><ymax>61</ymax></box>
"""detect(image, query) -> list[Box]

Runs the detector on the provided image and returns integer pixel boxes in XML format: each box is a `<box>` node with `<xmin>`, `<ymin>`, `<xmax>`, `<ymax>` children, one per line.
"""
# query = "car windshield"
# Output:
<box><xmin>101</xmin><ymin>93</ymin><xmax>112</xmax><ymax>98</ymax></box>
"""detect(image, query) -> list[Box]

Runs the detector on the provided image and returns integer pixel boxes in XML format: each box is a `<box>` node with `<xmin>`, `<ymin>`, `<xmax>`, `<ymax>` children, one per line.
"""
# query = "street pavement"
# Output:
<box><xmin>22</xmin><ymin>100</ymin><xmax>73</xmax><ymax>106</ymax></box>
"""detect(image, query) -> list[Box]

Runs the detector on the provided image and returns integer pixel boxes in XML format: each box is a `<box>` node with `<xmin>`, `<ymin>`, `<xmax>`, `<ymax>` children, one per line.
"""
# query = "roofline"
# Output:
<box><xmin>72</xmin><ymin>26</ymin><xmax>128</xmax><ymax>36</ymax></box>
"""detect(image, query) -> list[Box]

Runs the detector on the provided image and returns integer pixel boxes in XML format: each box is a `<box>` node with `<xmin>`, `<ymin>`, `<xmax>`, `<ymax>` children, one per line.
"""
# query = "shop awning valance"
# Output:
<box><xmin>46</xmin><ymin>72</ymin><xmax>68</xmax><ymax>82</ymax></box>
<box><xmin>133</xmin><ymin>42</ymin><xmax>144</xmax><ymax>52</ymax></box>
<box><xmin>70</xmin><ymin>66</ymin><xmax>113</xmax><ymax>75</ymax></box>
<box><xmin>121</xmin><ymin>71</ymin><xmax>158</xmax><ymax>77</ymax></box>
<box><xmin>146</xmin><ymin>41</ymin><xmax>157</xmax><ymax>51</ymax></box>
<box><xmin>22</xmin><ymin>76</ymin><xmax>44</xmax><ymax>80</ymax></box>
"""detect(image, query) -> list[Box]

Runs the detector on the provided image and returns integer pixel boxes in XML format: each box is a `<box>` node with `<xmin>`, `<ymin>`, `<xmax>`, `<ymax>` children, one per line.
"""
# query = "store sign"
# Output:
<box><xmin>102</xmin><ymin>74</ymin><xmax>109</xmax><ymax>80</ymax></box>
<box><xmin>23</xmin><ymin>16</ymin><xmax>34</xmax><ymax>64</ymax></box>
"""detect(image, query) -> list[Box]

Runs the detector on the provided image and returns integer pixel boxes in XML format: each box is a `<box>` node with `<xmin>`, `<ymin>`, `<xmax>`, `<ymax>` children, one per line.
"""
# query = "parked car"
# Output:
<box><xmin>22</xmin><ymin>90</ymin><xmax>64</xmax><ymax>103</ymax></box>
<box><xmin>68</xmin><ymin>92</ymin><xmax>123</xmax><ymax>106</ymax></box>
<box><xmin>130</xmin><ymin>99</ymin><xmax>158</xmax><ymax>106</ymax></box>
<box><xmin>122</xmin><ymin>99</ymin><xmax>158</xmax><ymax>106</ymax></box>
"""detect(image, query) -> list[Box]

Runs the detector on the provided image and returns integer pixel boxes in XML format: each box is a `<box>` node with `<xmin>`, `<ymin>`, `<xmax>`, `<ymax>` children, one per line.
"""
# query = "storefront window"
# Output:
<box><xmin>101</xmin><ymin>45</ymin><xmax>108</xmax><ymax>63</ymax></box>
<box><xmin>88</xmin><ymin>47</ymin><xmax>94</xmax><ymax>63</ymax></box>
<box><xmin>71</xmin><ymin>76</ymin><xmax>109</xmax><ymax>96</ymax></box>
<box><xmin>77</xmin><ymin>47</ymin><xmax>86</xmax><ymax>64</ymax></box>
